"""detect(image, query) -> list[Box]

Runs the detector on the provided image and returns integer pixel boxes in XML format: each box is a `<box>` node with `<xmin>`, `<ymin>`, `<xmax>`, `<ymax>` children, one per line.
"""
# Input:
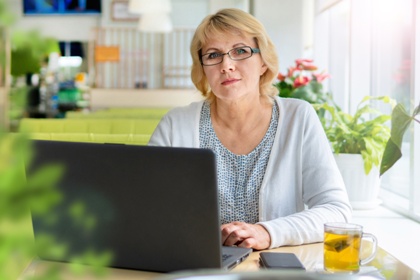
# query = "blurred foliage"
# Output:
<box><xmin>1</xmin><ymin>0</ymin><xmax>60</xmax><ymax>133</ymax></box>
<box><xmin>8</xmin><ymin>85</ymin><xmax>27</xmax><ymax>122</ymax></box>
<box><xmin>0</xmin><ymin>129</ymin><xmax>62</xmax><ymax>279</ymax></box>
<box><xmin>0</xmin><ymin>129</ymin><xmax>111</xmax><ymax>279</ymax></box>
<box><xmin>11</xmin><ymin>29</ymin><xmax>60</xmax><ymax>77</ymax></box>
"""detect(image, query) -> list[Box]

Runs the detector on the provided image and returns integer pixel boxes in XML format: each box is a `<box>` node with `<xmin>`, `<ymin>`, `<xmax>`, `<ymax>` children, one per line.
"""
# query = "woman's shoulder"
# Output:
<box><xmin>160</xmin><ymin>100</ymin><xmax>205</xmax><ymax>126</ymax></box>
<box><xmin>274</xmin><ymin>96</ymin><xmax>314</xmax><ymax>113</ymax></box>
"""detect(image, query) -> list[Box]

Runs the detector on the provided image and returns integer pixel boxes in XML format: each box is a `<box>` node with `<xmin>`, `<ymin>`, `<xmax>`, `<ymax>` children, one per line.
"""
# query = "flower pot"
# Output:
<box><xmin>334</xmin><ymin>153</ymin><xmax>381</xmax><ymax>210</ymax></box>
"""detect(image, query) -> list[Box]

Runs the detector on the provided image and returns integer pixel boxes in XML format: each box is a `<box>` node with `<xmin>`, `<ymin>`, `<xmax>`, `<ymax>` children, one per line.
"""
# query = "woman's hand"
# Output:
<box><xmin>221</xmin><ymin>221</ymin><xmax>271</xmax><ymax>250</ymax></box>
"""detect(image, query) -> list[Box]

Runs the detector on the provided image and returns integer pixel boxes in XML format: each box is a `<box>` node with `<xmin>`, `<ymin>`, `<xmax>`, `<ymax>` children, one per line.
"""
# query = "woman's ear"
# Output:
<box><xmin>260</xmin><ymin>64</ymin><xmax>268</xmax><ymax>76</ymax></box>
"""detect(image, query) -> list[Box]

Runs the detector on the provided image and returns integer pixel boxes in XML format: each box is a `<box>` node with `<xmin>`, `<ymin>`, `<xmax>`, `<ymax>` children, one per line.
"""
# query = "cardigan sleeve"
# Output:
<box><xmin>258</xmin><ymin>99</ymin><xmax>352</xmax><ymax>248</ymax></box>
<box><xmin>148</xmin><ymin>114</ymin><xmax>173</xmax><ymax>146</ymax></box>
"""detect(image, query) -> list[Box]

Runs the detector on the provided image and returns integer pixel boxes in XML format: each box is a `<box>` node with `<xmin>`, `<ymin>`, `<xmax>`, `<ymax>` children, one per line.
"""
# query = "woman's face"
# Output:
<box><xmin>201</xmin><ymin>33</ymin><xmax>267</xmax><ymax>103</ymax></box>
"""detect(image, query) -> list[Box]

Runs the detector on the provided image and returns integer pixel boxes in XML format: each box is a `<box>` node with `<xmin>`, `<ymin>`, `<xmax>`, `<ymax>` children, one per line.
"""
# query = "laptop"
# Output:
<box><xmin>26</xmin><ymin>140</ymin><xmax>252</xmax><ymax>272</ymax></box>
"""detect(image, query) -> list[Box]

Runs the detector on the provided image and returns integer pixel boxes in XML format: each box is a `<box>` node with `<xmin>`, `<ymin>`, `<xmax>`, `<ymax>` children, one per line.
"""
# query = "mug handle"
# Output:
<box><xmin>360</xmin><ymin>232</ymin><xmax>378</xmax><ymax>265</ymax></box>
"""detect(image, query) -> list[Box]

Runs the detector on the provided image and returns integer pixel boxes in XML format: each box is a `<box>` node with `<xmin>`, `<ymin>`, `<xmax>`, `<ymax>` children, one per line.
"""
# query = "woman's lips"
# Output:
<box><xmin>221</xmin><ymin>78</ymin><xmax>239</xmax><ymax>85</ymax></box>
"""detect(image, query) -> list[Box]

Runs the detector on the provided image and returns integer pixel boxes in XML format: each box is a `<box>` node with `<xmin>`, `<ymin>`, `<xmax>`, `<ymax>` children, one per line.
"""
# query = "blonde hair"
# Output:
<box><xmin>190</xmin><ymin>8</ymin><xmax>279</xmax><ymax>103</ymax></box>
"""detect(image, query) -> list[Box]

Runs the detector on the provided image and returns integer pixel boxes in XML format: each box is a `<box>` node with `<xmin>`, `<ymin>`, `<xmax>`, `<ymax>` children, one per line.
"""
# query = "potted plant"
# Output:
<box><xmin>313</xmin><ymin>96</ymin><xmax>396</xmax><ymax>209</ymax></box>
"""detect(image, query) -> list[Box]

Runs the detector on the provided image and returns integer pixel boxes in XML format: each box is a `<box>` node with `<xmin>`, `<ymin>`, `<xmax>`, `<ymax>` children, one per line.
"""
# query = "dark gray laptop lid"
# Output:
<box><xmin>28</xmin><ymin>140</ymin><xmax>251</xmax><ymax>272</ymax></box>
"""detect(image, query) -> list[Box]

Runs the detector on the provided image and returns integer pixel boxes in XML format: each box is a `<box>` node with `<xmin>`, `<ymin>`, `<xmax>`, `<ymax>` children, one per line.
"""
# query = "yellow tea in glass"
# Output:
<box><xmin>324</xmin><ymin>223</ymin><xmax>377</xmax><ymax>273</ymax></box>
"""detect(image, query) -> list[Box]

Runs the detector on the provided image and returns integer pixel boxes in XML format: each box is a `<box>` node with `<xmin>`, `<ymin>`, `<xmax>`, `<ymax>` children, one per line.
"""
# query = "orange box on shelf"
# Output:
<box><xmin>95</xmin><ymin>46</ymin><xmax>120</xmax><ymax>62</ymax></box>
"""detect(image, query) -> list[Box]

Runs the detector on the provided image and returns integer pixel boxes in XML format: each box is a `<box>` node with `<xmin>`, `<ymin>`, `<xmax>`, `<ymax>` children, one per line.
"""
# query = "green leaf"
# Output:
<box><xmin>380</xmin><ymin>103</ymin><xmax>413</xmax><ymax>176</ymax></box>
<box><xmin>413</xmin><ymin>102</ymin><xmax>420</xmax><ymax>117</ymax></box>
<box><xmin>361</xmin><ymin>150</ymin><xmax>373</xmax><ymax>175</ymax></box>
<box><xmin>380</xmin><ymin>140</ymin><xmax>402</xmax><ymax>176</ymax></box>
<box><xmin>276</xmin><ymin>81</ymin><xmax>294</xmax><ymax>98</ymax></box>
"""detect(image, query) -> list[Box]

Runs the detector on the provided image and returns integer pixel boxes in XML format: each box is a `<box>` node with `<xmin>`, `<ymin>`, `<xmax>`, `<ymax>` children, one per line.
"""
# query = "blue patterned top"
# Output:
<box><xmin>199</xmin><ymin>101</ymin><xmax>279</xmax><ymax>224</ymax></box>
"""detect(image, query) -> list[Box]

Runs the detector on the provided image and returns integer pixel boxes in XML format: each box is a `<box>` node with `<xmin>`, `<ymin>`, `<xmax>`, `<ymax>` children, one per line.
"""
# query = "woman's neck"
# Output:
<box><xmin>211</xmin><ymin>96</ymin><xmax>272</xmax><ymax>135</ymax></box>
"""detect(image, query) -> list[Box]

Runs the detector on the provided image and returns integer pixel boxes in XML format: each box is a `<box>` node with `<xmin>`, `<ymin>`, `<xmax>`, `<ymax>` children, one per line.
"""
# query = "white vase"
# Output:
<box><xmin>333</xmin><ymin>153</ymin><xmax>381</xmax><ymax>210</ymax></box>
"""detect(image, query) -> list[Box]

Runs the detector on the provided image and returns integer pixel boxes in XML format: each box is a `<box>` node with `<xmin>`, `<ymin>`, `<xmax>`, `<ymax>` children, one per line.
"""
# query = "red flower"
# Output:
<box><xmin>301</xmin><ymin>63</ymin><xmax>318</xmax><ymax>71</ymax></box>
<box><xmin>293</xmin><ymin>76</ymin><xmax>310</xmax><ymax>88</ymax></box>
<box><xmin>295</xmin><ymin>59</ymin><xmax>313</xmax><ymax>66</ymax></box>
<box><xmin>313</xmin><ymin>72</ymin><xmax>331</xmax><ymax>83</ymax></box>
<box><xmin>295</xmin><ymin>59</ymin><xmax>317</xmax><ymax>71</ymax></box>
<box><xmin>277</xmin><ymin>72</ymin><xmax>286</xmax><ymax>81</ymax></box>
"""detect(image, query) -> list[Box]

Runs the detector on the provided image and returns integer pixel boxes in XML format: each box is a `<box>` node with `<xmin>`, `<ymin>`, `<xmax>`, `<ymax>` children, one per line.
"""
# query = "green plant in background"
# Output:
<box><xmin>8</xmin><ymin>31</ymin><xmax>60</xmax><ymax>128</ymax></box>
<box><xmin>11</xmin><ymin>29</ymin><xmax>60</xmax><ymax>77</ymax></box>
<box><xmin>274</xmin><ymin>59</ymin><xmax>332</xmax><ymax>104</ymax></box>
<box><xmin>1</xmin><ymin>0</ymin><xmax>60</xmax><ymax>129</ymax></box>
<box><xmin>313</xmin><ymin>96</ymin><xmax>396</xmax><ymax>175</ymax></box>
<box><xmin>380</xmin><ymin>102</ymin><xmax>420</xmax><ymax>176</ymax></box>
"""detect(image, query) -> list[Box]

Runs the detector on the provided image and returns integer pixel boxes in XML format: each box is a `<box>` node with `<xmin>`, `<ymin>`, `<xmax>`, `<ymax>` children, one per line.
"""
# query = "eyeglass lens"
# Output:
<box><xmin>201</xmin><ymin>46</ymin><xmax>258</xmax><ymax>66</ymax></box>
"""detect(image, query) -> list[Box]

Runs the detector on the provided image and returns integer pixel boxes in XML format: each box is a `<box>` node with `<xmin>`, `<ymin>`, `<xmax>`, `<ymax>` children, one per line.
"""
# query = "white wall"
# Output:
<box><xmin>254</xmin><ymin>0</ymin><xmax>310</xmax><ymax>73</ymax></box>
<box><xmin>209</xmin><ymin>0</ymin><xmax>250</xmax><ymax>13</ymax></box>
<box><xmin>172</xmin><ymin>0</ymin><xmax>209</xmax><ymax>27</ymax></box>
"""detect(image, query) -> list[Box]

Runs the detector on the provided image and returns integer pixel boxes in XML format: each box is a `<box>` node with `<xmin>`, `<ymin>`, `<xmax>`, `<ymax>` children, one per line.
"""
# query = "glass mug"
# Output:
<box><xmin>324</xmin><ymin>222</ymin><xmax>377</xmax><ymax>273</ymax></box>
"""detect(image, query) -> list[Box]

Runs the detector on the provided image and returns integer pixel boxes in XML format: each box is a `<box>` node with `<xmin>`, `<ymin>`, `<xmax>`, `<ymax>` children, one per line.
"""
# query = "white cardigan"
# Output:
<box><xmin>148</xmin><ymin>97</ymin><xmax>352</xmax><ymax>248</ymax></box>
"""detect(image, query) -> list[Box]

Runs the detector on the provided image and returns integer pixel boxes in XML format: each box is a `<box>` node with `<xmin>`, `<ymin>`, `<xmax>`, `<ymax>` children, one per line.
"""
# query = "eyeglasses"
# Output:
<box><xmin>200</xmin><ymin>46</ymin><xmax>260</xmax><ymax>66</ymax></box>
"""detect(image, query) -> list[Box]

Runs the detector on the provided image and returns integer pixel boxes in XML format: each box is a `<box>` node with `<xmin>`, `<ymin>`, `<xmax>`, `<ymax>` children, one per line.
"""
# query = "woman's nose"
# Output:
<box><xmin>220</xmin><ymin>55</ymin><xmax>235</xmax><ymax>72</ymax></box>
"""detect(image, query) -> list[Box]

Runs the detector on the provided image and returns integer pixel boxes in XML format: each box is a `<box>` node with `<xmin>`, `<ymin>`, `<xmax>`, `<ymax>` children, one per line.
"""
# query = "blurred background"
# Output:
<box><xmin>0</xmin><ymin>0</ymin><xmax>419</xmax><ymax>278</ymax></box>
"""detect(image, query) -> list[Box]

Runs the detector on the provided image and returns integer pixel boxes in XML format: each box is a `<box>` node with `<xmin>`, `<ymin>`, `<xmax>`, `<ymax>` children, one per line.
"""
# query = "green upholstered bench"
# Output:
<box><xmin>65</xmin><ymin>107</ymin><xmax>170</xmax><ymax>119</ymax></box>
<box><xmin>18</xmin><ymin>118</ymin><xmax>160</xmax><ymax>135</ymax></box>
<box><xmin>28</xmin><ymin>132</ymin><xmax>151</xmax><ymax>145</ymax></box>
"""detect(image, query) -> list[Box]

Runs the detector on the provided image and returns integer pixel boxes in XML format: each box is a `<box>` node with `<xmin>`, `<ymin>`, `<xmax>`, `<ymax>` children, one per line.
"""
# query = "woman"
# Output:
<box><xmin>149</xmin><ymin>8</ymin><xmax>351</xmax><ymax>250</ymax></box>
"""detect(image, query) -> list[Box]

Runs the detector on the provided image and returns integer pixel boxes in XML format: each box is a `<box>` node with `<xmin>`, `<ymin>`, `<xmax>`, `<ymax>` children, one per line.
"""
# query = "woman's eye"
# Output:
<box><xmin>208</xmin><ymin>53</ymin><xmax>222</xmax><ymax>59</ymax></box>
<box><xmin>234</xmin><ymin>48</ymin><xmax>247</xmax><ymax>55</ymax></box>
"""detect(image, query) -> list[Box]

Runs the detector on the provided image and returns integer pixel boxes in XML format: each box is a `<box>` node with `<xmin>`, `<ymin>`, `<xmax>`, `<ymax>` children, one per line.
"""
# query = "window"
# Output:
<box><xmin>314</xmin><ymin>0</ymin><xmax>420</xmax><ymax>221</ymax></box>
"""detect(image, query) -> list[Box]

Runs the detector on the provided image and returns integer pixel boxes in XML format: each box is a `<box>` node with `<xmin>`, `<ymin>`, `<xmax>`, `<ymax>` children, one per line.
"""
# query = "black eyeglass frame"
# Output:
<box><xmin>200</xmin><ymin>46</ymin><xmax>261</xmax><ymax>66</ymax></box>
